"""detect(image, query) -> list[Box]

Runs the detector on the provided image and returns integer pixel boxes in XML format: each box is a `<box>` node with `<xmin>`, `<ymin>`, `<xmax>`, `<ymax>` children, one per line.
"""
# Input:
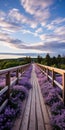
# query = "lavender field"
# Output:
<box><xmin>0</xmin><ymin>65</ymin><xmax>32</xmax><ymax>130</ymax></box>
<box><xmin>35</xmin><ymin>65</ymin><xmax>65</xmax><ymax>130</ymax></box>
<box><xmin>0</xmin><ymin>64</ymin><xmax>65</xmax><ymax>130</ymax></box>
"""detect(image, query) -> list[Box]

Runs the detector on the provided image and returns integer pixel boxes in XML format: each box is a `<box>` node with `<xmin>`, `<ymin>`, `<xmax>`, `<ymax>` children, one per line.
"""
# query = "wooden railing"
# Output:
<box><xmin>0</xmin><ymin>63</ymin><xmax>30</xmax><ymax>112</ymax></box>
<box><xmin>37</xmin><ymin>63</ymin><xmax>65</xmax><ymax>104</ymax></box>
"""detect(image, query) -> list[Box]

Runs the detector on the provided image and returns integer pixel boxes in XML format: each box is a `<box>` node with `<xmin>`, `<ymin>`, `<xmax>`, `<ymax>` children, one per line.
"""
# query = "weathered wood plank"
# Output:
<box><xmin>35</xmin><ymin>80</ymin><xmax>45</xmax><ymax>130</ymax></box>
<box><xmin>0</xmin><ymin>86</ymin><xmax>8</xmax><ymax>96</ymax></box>
<box><xmin>37</xmin><ymin>82</ymin><xmax>50</xmax><ymax>124</ymax></box>
<box><xmin>0</xmin><ymin>63</ymin><xmax>30</xmax><ymax>75</ymax></box>
<box><xmin>0</xmin><ymin>99</ymin><xmax>8</xmax><ymax>112</ymax></box>
<box><xmin>13</xmin><ymin>64</ymin><xmax>53</xmax><ymax>130</ymax></box>
<box><xmin>20</xmin><ymin>89</ymin><xmax>32</xmax><ymax>130</ymax></box>
<box><xmin>28</xmin><ymin>73</ymin><xmax>36</xmax><ymax>130</ymax></box>
<box><xmin>12</xmin><ymin>99</ymin><xmax>27</xmax><ymax>130</ymax></box>
<box><xmin>54</xmin><ymin>80</ymin><xmax>62</xmax><ymax>89</ymax></box>
<box><xmin>32</xmin><ymin>66</ymin><xmax>45</xmax><ymax>130</ymax></box>
<box><xmin>34</xmin><ymin>65</ymin><xmax>52</xmax><ymax>130</ymax></box>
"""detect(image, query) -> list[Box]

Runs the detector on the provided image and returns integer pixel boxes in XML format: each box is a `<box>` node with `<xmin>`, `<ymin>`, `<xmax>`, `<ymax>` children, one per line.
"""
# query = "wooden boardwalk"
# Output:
<box><xmin>1</xmin><ymin>63</ymin><xmax>65</xmax><ymax>130</ymax></box>
<box><xmin>19</xmin><ymin>65</ymin><xmax>52</xmax><ymax>130</ymax></box>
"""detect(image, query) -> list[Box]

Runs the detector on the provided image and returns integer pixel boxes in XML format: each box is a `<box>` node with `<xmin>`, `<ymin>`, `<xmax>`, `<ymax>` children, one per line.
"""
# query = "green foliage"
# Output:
<box><xmin>60</xmin><ymin>64</ymin><xmax>65</xmax><ymax>69</ymax></box>
<box><xmin>37</xmin><ymin>55</ymin><xmax>42</xmax><ymax>63</ymax></box>
<box><xmin>45</xmin><ymin>53</ymin><xmax>51</xmax><ymax>66</ymax></box>
<box><xmin>0</xmin><ymin>57</ymin><xmax>32</xmax><ymax>70</ymax></box>
<box><xmin>36</xmin><ymin>54</ymin><xmax>65</xmax><ymax>70</ymax></box>
<box><xmin>51</xmin><ymin>64</ymin><xmax>57</xmax><ymax>68</ymax></box>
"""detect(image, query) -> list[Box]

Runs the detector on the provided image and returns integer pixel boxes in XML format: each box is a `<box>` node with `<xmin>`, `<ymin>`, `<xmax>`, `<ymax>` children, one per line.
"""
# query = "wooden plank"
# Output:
<box><xmin>20</xmin><ymin>89</ymin><xmax>32</xmax><ymax>130</ymax></box>
<box><xmin>37</xmin><ymin>82</ymin><xmax>50</xmax><ymax>125</ymax></box>
<box><xmin>10</xmin><ymin>78</ymin><xmax>17</xmax><ymax>87</ymax></box>
<box><xmin>28</xmin><ymin>73</ymin><xmax>36</xmax><ymax>130</ymax></box>
<box><xmin>34</xmin><ymin>65</ymin><xmax>52</xmax><ymax>130</ymax></box>
<box><xmin>0</xmin><ymin>86</ymin><xmax>8</xmax><ymax>96</ymax></box>
<box><xmin>52</xmin><ymin>69</ymin><xmax>55</xmax><ymax>86</ymax></box>
<box><xmin>37</xmin><ymin>63</ymin><xmax>64</xmax><ymax>75</ymax></box>
<box><xmin>32</xmin><ymin>67</ymin><xmax>45</xmax><ymax>130</ymax></box>
<box><xmin>54</xmin><ymin>80</ymin><xmax>62</xmax><ymax>89</ymax></box>
<box><xmin>46</xmin><ymin>105</ymin><xmax>52</xmax><ymax>119</ymax></box>
<box><xmin>35</xmin><ymin>81</ymin><xmax>45</xmax><ymax>130</ymax></box>
<box><xmin>12</xmin><ymin>99</ymin><xmax>27</xmax><ymax>130</ymax></box>
<box><xmin>0</xmin><ymin>63</ymin><xmax>30</xmax><ymax>75</ymax></box>
<box><xmin>62</xmin><ymin>73</ymin><xmax>65</xmax><ymax>105</ymax></box>
<box><xmin>0</xmin><ymin>99</ymin><xmax>8</xmax><ymax>112</ymax></box>
<box><xmin>45</xmin><ymin>124</ymin><xmax>53</xmax><ymax>130</ymax></box>
<box><xmin>38</xmin><ymin>84</ymin><xmax>52</xmax><ymax>129</ymax></box>
<box><xmin>34</xmin><ymin>68</ymin><xmax>50</xmax><ymax>124</ymax></box>
<box><xmin>6</xmin><ymin>71</ymin><xmax>10</xmax><ymax>98</ymax></box>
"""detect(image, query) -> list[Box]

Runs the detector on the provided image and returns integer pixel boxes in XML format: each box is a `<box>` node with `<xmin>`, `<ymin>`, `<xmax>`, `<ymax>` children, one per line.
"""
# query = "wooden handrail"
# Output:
<box><xmin>37</xmin><ymin>63</ymin><xmax>65</xmax><ymax>104</ymax></box>
<box><xmin>0</xmin><ymin>64</ymin><xmax>30</xmax><ymax>75</ymax></box>
<box><xmin>0</xmin><ymin>63</ymin><xmax>30</xmax><ymax>112</ymax></box>
<box><xmin>37</xmin><ymin>64</ymin><xmax>65</xmax><ymax>75</ymax></box>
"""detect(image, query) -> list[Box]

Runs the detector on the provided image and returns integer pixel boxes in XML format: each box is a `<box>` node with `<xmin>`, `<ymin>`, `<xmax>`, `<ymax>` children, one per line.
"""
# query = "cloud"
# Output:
<box><xmin>46</xmin><ymin>17</ymin><xmax>65</xmax><ymax>30</ymax></box>
<box><xmin>40</xmin><ymin>32</ymin><xmax>65</xmax><ymax>43</ymax></box>
<box><xmin>54</xmin><ymin>26</ymin><xmax>65</xmax><ymax>35</ymax></box>
<box><xmin>8</xmin><ymin>8</ymin><xmax>37</xmax><ymax>28</ymax></box>
<box><xmin>0</xmin><ymin>31</ymin><xmax>65</xmax><ymax>56</ymax></box>
<box><xmin>0</xmin><ymin>32</ymin><xmax>41</xmax><ymax>51</ymax></box>
<box><xmin>21</xmin><ymin>0</ymin><xmax>53</xmax><ymax>15</ymax></box>
<box><xmin>21</xmin><ymin>29</ymin><xmax>38</xmax><ymax>37</ymax></box>
<box><xmin>0</xmin><ymin>52</ymin><xmax>46</xmax><ymax>58</ymax></box>
<box><xmin>35</xmin><ymin>28</ymin><xmax>43</xmax><ymax>33</ymax></box>
<box><xmin>21</xmin><ymin>0</ymin><xmax>54</xmax><ymax>25</ymax></box>
<box><xmin>0</xmin><ymin>1</ymin><xmax>65</xmax><ymax>57</ymax></box>
<box><xmin>51</xmin><ymin>17</ymin><xmax>65</xmax><ymax>25</ymax></box>
<box><xmin>0</xmin><ymin>10</ymin><xmax>22</xmax><ymax>33</ymax></box>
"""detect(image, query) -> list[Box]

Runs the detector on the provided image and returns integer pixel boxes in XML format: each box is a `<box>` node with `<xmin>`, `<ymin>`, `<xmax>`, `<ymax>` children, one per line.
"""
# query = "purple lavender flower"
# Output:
<box><xmin>55</xmin><ymin>86</ymin><xmax>62</xmax><ymax>96</ymax></box>
<box><xmin>45</xmin><ymin>89</ymin><xmax>60</xmax><ymax>106</ymax></box>
<box><xmin>51</xmin><ymin>101</ymin><xmax>65</xmax><ymax>115</ymax></box>
<box><xmin>18</xmin><ymin>78</ymin><xmax>32</xmax><ymax>90</ymax></box>
<box><xmin>0</xmin><ymin>65</ymin><xmax>33</xmax><ymax>130</ymax></box>
<box><xmin>51</xmin><ymin>112</ymin><xmax>65</xmax><ymax>130</ymax></box>
<box><xmin>12</xmin><ymin>85</ymin><xmax>28</xmax><ymax>100</ymax></box>
<box><xmin>55</xmin><ymin>75</ymin><xmax>62</xmax><ymax>85</ymax></box>
<box><xmin>4</xmin><ymin>106</ymin><xmax>16</xmax><ymax>119</ymax></box>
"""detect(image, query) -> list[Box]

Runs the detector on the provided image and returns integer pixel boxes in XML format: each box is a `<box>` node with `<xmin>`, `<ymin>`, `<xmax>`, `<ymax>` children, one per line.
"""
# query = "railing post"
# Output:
<box><xmin>22</xmin><ymin>67</ymin><xmax>24</xmax><ymax>72</ymax></box>
<box><xmin>16</xmin><ymin>69</ymin><xmax>19</xmax><ymax>83</ymax></box>
<box><xmin>52</xmin><ymin>69</ymin><xmax>55</xmax><ymax>86</ymax></box>
<box><xmin>47</xmin><ymin>68</ymin><xmax>49</xmax><ymax>80</ymax></box>
<box><xmin>21</xmin><ymin>67</ymin><xmax>23</xmax><ymax>75</ymax></box>
<box><xmin>63</xmin><ymin>73</ymin><xmax>65</xmax><ymax>105</ymax></box>
<box><xmin>44</xmin><ymin>68</ymin><xmax>46</xmax><ymax>73</ymax></box>
<box><xmin>6</xmin><ymin>71</ymin><xmax>10</xmax><ymax>99</ymax></box>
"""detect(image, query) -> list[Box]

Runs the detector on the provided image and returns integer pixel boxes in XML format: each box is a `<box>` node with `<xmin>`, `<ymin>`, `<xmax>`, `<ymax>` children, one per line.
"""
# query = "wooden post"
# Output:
<box><xmin>63</xmin><ymin>73</ymin><xmax>65</xmax><ymax>105</ymax></box>
<box><xmin>44</xmin><ymin>68</ymin><xmax>46</xmax><ymax>72</ymax></box>
<box><xmin>21</xmin><ymin>67</ymin><xmax>23</xmax><ymax>75</ymax></box>
<box><xmin>16</xmin><ymin>69</ymin><xmax>19</xmax><ymax>83</ymax></box>
<box><xmin>6</xmin><ymin>71</ymin><xmax>10</xmax><ymax>99</ymax></box>
<box><xmin>47</xmin><ymin>68</ymin><xmax>49</xmax><ymax>80</ymax></box>
<box><xmin>22</xmin><ymin>67</ymin><xmax>24</xmax><ymax>73</ymax></box>
<box><xmin>52</xmin><ymin>69</ymin><xmax>55</xmax><ymax>86</ymax></box>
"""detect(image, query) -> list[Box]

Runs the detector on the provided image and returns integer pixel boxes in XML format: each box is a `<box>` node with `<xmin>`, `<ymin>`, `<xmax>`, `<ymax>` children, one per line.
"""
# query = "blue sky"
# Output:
<box><xmin>0</xmin><ymin>0</ymin><xmax>65</xmax><ymax>58</ymax></box>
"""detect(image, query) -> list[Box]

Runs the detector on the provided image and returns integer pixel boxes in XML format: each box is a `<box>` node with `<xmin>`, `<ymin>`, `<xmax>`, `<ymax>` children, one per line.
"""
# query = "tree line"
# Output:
<box><xmin>0</xmin><ymin>54</ymin><xmax>65</xmax><ymax>70</ymax></box>
<box><xmin>36</xmin><ymin>54</ymin><xmax>65</xmax><ymax>69</ymax></box>
<box><xmin>0</xmin><ymin>57</ymin><xmax>31</xmax><ymax>70</ymax></box>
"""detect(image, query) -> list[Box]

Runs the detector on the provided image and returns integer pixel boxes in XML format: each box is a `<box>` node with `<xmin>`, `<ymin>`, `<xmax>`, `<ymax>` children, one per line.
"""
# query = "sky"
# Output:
<box><xmin>0</xmin><ymin>0</ymin><xmax>65</xmax><ymax>58</ymax></box>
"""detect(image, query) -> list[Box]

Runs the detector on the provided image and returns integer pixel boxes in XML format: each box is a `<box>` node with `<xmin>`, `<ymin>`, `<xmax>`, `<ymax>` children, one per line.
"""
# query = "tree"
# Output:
<box><xmin>52</xmin><ymin>56</ymin><xmax>57</xmax><ymax>67</ymax></box>
<box><xmin>57</xmin><ymin>54</ymin><xmax>61</xmax><ymax>67</ymax></box>
<box><xmin>45</xmin><ymin>53</ymin><xmax>51</xmax><ymax>66</ymax></box>
<box><xmin>24</xmin><ymin>56</ymin><xmax>31</xmax><ymax>63</ymax></box>
<box><xmin>37</xmin><ymin>55</ymin><xmax>42</xmax><ymax>63</ymax></box>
